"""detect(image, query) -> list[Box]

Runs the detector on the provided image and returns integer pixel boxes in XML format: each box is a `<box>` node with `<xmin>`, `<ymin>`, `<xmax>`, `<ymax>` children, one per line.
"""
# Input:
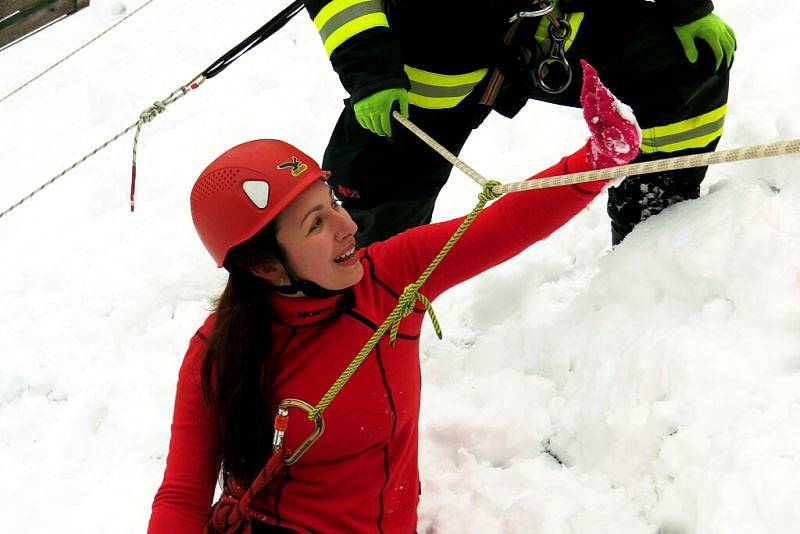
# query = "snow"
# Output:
<box><xmin>1</xmin><ymin>1</ymin><xmax>799</xmax><ymax>533</ymax></box>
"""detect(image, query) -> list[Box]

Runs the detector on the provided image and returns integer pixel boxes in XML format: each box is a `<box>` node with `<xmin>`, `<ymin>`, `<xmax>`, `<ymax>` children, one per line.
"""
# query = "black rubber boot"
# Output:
<box><xmin>607</xmin><ymin>167</ymin><xmax>705</xmax><ymax>245</ymax></box>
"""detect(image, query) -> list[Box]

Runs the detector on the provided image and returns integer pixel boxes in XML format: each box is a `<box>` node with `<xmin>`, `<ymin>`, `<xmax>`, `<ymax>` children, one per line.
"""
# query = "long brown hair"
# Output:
<box><xmin>200</xmin><ymin>222</ymin><xmax>281</xmax><ymax>485</ymax></box>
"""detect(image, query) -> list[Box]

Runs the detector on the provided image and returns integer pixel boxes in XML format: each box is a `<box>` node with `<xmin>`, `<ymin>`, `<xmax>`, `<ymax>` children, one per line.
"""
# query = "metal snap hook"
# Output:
<box><xmin>272</xmin><ymin>398</ymin><xmax>326</xmax><ymax>466</ymax></box>
<box><xmin>536</xmin><ymin>17</ymin><xmax>573</xmax><ymax>94</ymax></box>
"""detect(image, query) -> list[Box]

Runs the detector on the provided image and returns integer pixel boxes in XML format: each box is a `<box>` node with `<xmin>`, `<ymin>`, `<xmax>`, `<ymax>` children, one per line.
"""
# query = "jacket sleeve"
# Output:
<box><xmin>303</xmin><ymin>0</ymin><xmax>409</xmax><ymax>103</ymax></box>
<box><xmin>560</xmin><ymin>0</ymin><xmax>714</xmax><ymax>26</ymax></box>
<box><xmin>655</xmin><ymin>0</ymin><xmax>714</xmax><ymax>26</ymax></box>
<box><xmin>148</xmin><ymin>327</ymin><xmax>221</xmax><ymax>534</ymax></box>
<box><xmin>367</xmin><ymin>143</ymin><xmax>601</xmax><ymax>302</ymax></box>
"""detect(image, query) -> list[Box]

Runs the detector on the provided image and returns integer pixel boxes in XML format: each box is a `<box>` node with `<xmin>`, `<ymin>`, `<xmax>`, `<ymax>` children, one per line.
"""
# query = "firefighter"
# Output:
<box><xmin>304</xmin><ymin>0</ymin><xmax>735</xmax><ymax>245</ymax></box>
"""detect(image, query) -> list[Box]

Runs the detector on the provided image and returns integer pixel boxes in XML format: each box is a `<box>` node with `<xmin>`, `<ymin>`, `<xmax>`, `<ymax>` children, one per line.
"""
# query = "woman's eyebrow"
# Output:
<box><xmin>301</xmin><ymin>204</ymin><xmax>325</xmax><ymax>226</ymax></box>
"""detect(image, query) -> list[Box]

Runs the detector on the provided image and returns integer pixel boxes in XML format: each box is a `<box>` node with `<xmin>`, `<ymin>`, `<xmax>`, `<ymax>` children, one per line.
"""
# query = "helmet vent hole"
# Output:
<box><xmin>190</xmin><ymin>168</ymin><xmax>241</xmax><ymax>206</ymax></box>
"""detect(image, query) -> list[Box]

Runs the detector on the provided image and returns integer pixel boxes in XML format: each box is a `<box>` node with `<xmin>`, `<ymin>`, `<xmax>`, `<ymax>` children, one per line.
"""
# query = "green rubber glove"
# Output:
<box><xmin>353</xmin><ymin>88</ymin><xmax>409</xmax><ymax>137</ymax></box>
<box><xmin>674</xmin><ymin>13</ymin><xmax>737</xmax><ymax>71</ymax></box>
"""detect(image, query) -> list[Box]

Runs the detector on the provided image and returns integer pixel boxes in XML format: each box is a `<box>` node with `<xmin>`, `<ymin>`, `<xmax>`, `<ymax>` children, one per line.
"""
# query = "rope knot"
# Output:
<box><xmin>389</xmin><ymin>284</ymin><xmax>442</xmax><ymax>345</ymax></box>
<box><xmin>205</xmin><ymin>493</ymin><xmax>251</xmax><ymax>534</ymax></box>
<box><xmin>139</xmin><ymin>101</ymin><xmax>167</xmax><ymax>124</ymax></box>
<box><xmin>479</xmin><ymin>180</ymin><xmax>502</xmax><ymax>203</ymax></box>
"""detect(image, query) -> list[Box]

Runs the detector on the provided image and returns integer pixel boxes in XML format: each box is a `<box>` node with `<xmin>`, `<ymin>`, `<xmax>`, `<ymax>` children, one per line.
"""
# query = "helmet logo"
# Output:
<box><xmin>242</xmin><ymin>180</ymin><xmax>270</xmax><ymax>209</ymax></box>
<box><xmin>276</xmin><ymin>156</ymin><xmax>309</xmax><ymax>177</ymax></box>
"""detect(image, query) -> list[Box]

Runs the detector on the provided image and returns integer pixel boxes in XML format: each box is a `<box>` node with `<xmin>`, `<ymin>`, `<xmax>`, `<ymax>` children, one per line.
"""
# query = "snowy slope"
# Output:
<box><xmin>1</xmin><ymin>1</ymin><xmax>799</xmax><ymax>533</ymax></box>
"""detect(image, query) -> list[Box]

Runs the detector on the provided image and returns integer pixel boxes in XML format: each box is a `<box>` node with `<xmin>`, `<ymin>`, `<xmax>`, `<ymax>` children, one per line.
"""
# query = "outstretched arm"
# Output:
<box><xmin>369</xmin><ymin>62</ymin><xmax>641</xmax><ymax>300</ymax></box>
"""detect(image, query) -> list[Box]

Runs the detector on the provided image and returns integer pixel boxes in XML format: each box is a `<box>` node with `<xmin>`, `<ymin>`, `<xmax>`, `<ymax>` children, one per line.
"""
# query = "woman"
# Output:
<box><xmin>148</xmin><ymin>62</ymin><xmax>640</xmax><ymax>534</ymax></box>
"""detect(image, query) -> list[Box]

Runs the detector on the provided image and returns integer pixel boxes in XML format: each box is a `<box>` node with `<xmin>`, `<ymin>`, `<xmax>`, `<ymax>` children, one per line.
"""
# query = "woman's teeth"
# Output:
<box><xmin>334</xmin><ymin>247</ymin><xmax>356</xmax><ymax>263</ymax></box>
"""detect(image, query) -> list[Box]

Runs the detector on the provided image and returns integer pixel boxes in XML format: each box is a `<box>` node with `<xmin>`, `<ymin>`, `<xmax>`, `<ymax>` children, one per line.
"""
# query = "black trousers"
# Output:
<box><xmin>322</xmin><ymin>1</ymin><xmax>730</xmax><ymax>246</ymax></box>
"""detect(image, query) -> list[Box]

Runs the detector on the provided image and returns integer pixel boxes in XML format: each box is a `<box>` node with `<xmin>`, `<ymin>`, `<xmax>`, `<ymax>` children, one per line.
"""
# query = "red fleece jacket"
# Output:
<box><xmin>148</xmin><ymin>145</ymin><xmax>601</xmax><ymax>534</ymax></box>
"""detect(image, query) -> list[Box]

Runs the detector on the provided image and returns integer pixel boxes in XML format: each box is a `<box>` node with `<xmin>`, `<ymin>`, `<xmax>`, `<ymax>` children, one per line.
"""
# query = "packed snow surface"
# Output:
<box><xmin>1</xmin><ymin>1</ymin><xmax>799</xmax><ymax>532</ymax></box>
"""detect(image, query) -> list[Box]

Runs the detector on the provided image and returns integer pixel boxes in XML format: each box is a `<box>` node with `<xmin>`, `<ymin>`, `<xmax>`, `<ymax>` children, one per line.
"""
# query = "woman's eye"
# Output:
<box><xmin>308</xmin><ymin>217</ymin><xmax>322</xmax><ymax>233</ymax></box>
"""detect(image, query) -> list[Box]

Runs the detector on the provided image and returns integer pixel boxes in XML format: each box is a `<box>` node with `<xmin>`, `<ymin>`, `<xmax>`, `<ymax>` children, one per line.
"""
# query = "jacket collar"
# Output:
<box><xmin>266</xmin><ymin>287</ymin><xmax>355</xmax><ymax>327</ymax></box>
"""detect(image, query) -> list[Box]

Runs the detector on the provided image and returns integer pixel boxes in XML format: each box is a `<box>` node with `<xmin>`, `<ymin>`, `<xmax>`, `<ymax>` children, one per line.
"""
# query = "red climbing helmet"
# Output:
<box><xmin>190</xmin><ymin>139</ymin><xmax>329</xmax><ymax>267</ymax></box>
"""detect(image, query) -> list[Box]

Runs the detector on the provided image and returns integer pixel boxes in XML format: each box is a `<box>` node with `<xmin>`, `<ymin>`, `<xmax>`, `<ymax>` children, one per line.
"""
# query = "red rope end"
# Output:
<box><xmin>130</xmin><ymin>164</ymin><xmax>137</xmax><ymax>212</ymax></box>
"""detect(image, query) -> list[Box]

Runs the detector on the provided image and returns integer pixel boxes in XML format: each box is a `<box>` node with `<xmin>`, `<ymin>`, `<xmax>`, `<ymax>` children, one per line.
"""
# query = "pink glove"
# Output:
<box><xmin>580</xmin><ymin>60</ymin><xmax>641</xmax><ymax>169</ymax></box>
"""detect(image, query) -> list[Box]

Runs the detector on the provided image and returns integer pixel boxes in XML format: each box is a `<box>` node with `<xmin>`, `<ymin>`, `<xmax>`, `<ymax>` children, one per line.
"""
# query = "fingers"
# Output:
<box><xmin>399</xmin><ymin>94</ymin><xmax>409</xmax><ymax>118</ymax></box>
<box><xmin>707</xmin><ymin>36</ymin><xmax>724</xmax><ymax>71</ymax></box>
<box><xmin>681</xmin><ymin>35</ymin><xmax>699</xmax><ymax>63</ymax></box>
<box><xmin>379</xmin><ymin>109</ymin><xmax>392</xmax><ymax>137</ymax></box>
<box><xmin>368</xmin><ymin>114</ymin><xmax>386</xmax><ymax>137</ymax></box>
<box><xmin>723</xmin><ymin>26</ymin><xmax>737</xmax><ymax>67</ymax></box>
<box><xmin>354</xmin><ymin>89</ymin><xmax>408</xmax><ymax>137</ymax></box>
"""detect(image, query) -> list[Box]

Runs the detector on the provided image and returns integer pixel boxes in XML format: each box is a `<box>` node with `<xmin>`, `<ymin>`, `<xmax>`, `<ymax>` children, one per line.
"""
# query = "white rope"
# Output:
<box><xmin>0</xmin><ymin>79</ymin><xmax>196</xmax><ymax>220</ymax></box>
<box><xmin>392</xmin><ymin>111</ymin><xmax>800</xmax><ymax>195</ymax></box>
<box><xmin>0</xmin><ymin>0</ymin><xmax>159</xmax><ymax>105</ymax></box>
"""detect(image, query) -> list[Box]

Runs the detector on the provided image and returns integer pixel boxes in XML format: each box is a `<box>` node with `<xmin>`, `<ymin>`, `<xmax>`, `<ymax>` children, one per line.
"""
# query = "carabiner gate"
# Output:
<box><xmin>272</xmin><ymin>398</ymin><xmax>326</xmax><ymax>466</ymax></box>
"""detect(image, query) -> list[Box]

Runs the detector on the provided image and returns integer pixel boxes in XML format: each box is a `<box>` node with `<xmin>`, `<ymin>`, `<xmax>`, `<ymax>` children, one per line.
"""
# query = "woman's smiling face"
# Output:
<box><xmin>272</xmin><ymin>180</ymin><xmax>363</xmax><ymax>291</ymax></box>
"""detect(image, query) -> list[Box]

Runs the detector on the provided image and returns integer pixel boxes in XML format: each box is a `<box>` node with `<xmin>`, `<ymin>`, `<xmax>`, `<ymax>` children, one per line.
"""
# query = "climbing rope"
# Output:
<box><xmin>0</xmin><ymin>76</ymin><xmax>200</xmax><ymax>220</ymax></box>
<box><xmin>302</xmin><ymin>115</ymin><xmax>800</xmax><ymax>430</ymax></box>
<box><xmin>0</xmin><ymin>0</ymin><xmax>159</xmax><ymax>105</ymax></box>
<box><xmin>0</xmin><ymin>1</ymin><xmax>303</xmax><ymax>220</ymax></box>
<box><xmin>393</xmin><ymin>111</ymin><xmax>800</xmax><ymax>195</ymax></box>
<box><xmin>309</xmin><ymin>179</ymin><xmax>501</xmax><ymax>419</ymax></box>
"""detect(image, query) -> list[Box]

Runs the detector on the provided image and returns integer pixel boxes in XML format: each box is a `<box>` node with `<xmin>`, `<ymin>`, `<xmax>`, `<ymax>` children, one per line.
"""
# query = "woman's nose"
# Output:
<box><xmin>335</xmin><ymin>207</ymin><xmax>358</xmax><ymax>238</ymax></box>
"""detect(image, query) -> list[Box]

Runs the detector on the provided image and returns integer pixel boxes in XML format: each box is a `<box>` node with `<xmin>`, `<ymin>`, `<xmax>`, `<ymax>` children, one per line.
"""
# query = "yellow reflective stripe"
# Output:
<box><xmin>408</xmin><ymin>94</ymin><xmax>471</xmax><ymax>109</ymax></box>
<box><xmin>403</xmin><ymin>65</ymin><xmax>489</xmax><ymax>109</ymax></box>
<box><xmin>639</xmin><ymin>128</ymin><xmax>725</xmax><ymax>154</ymax></box>
<box><xmin>640</xmin><ymin>104</ymin><xmax>727</xmax><ymax>153</ymax></box>
<box><xmin>313</xmin><ymin>0</ymin><xmax>388</xmax><ymax>56</ymax></box>
<box><xmin>564</xmin><ymin>12</ymin><xmax>583</xmax><ymax>50</ymax></box>
<box><xmin>322</xmin><ymin>12</ymin><xmax>389</xmax><ymax>56</ymax></box>
<box><xmin>535</xmin><ymin>12</ymin><xmax>584</xmax><ymax>52</ymax></box>
<box><xmin>313</xmin><ymin>0</ymin><xmax>374</xmax><ymax>30</ymax></box>
<box><xmin>404</xmin><ymin>65</ymin><xmax>488</xmax><ymax>87</ymax></box>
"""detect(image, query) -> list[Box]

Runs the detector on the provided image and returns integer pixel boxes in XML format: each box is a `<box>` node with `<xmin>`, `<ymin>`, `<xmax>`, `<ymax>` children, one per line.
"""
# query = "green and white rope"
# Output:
<box><xmin>0</xmin><ymin>0</ymin><xmax>159</xmax><ymax>105</ymax></box>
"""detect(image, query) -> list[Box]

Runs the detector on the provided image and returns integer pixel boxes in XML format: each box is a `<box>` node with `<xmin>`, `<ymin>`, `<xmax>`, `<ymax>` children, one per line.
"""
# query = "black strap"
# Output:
<box><xmin>201</xmin><ymin>0</ymin><xmax>305</xmax><ymax>79</ymax></box>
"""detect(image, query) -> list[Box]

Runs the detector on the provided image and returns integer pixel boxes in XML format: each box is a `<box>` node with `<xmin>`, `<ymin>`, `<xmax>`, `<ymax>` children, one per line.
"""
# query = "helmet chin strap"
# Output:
<box><xmin>266</xmin><ymin>270</ymin><xmax>345</xmax><ymax>299</ymax></box>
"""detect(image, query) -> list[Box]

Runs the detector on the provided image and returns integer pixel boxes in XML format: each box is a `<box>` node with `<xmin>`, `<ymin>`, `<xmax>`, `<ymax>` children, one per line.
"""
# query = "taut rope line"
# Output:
<box><xmin>0</xmin><ymin>0</ymin><xmax>159</xmax><ymax>105</ymax></box>
<box><xmin>0</xmin><ymin>1</ymin><xmax>302</xmax><ymax>220</ymax></box>
<box><xmin>392</xmin><ymin>111</ymin><xmax>800</xmax><ymax>194</ymax></box>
